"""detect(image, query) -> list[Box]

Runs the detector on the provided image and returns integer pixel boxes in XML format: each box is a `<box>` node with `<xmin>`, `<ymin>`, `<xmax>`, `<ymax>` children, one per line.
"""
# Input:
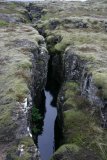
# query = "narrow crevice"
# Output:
<box><xmin>46</xmin><ymin>54</ymin><xmax>64</xmax><ymax>105</ymax></box>
<box><xmin>26</xmin><ymin>4</ymin><xmax>64</xmax><ymax>158</ymax></box>
<box><xmin>46</xmin><ymin>54</ymin><xmax>64</xmax><ymax>150</ymax></box>
<box><xmin>31</xmin><ymin>52</ymin><xmax>64</xmax><ymax>160</ymax></box>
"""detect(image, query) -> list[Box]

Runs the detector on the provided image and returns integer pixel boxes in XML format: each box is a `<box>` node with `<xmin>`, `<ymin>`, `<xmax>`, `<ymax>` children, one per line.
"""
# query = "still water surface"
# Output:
<box><xmin>37</xmin><ymin>90</ymin><xmax>57</xmax><ymax>160</ymax></box>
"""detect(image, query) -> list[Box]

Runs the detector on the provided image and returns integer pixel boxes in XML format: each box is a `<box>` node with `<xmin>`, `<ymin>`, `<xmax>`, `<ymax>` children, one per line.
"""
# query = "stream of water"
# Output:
<box><xmin>37</xmin><ymin>90</ymin><xmax>57</xmax><ymax>160</ymax></box>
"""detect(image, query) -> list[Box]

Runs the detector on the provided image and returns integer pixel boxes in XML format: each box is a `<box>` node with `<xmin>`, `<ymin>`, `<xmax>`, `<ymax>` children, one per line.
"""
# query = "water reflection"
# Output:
<box><xmin>37</xmin><ymin>90</ymin><xmax>57</xmax><ymax>160</ymax></box>
<box><xmin>35</xmin><ymin>54</ymin><xmax>63</xmax><ymax>159</ymax></box>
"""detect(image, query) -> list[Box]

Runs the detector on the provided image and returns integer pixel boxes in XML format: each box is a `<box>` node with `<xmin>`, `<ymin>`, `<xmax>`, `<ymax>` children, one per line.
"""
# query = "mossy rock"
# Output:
<box><xmin>0</xmin><ymin>20</ymin><xmax>9</xmax><ymax>27</ymax></box>
<box><xmin>51</xmin><ymin>144</ymin><xmax>80</xmax><ymax>160</ymax></box>
<box><xmin>6</xmin><ymin>137</ymin><xmax>35</xmax><ymax>160</ymax></box>
<box><xmin>51</xmin><ymin>144</ymin><xmax>101</xmax><ymax>160</ymax></box>
<box><xmin>19</xmin><ymin>136</ymin><xmax>34</xmax><ymax>148</ymax></box>
<box><xmin>62</xmin><ymin>107</ymin><xmax>107</xmax><ymax>158</ymax></box>
<box><xmin>63</xmin><ymin>82</ymin><xmax>90</xmax><ymax>111</ymax></box>
<box><xmin>55</xmin><ymin>144</ymin><xmax>80</xmax><ymax>155</ymax></box>
<box><xmin>93</xmin><ymin>72</ymin><xmax>107</xmax><ymax>100</ymax></box>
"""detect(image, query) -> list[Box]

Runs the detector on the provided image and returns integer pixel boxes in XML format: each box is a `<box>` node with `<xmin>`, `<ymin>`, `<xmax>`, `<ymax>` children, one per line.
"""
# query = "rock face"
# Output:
<box><xmin>64</xmin><ymin>47</ymin><xmax>85</xmax><ymax>82</ymax></box>
<box><xmin>64</xmin><ymin>47</ymin><xmax>106</xmax><ymax>123</ymax></box>
<box><xmin>26</xmin><ymin>3</ymin><xmax>44</xmax><ymax>23</ymax></box>
<box><xmin>31</xmin><ymin>43</ymin><xmax>49</xmax><ymax>107</ymax></box>
<box><xmin>52</xmin><ymin>48</ymin><xmax>106</xmax><ymax>160</ymax></box>
<box><xmin>0</xmin><ymin>3</ymin><xmax>49</xmax><ymax>160</ymax></box>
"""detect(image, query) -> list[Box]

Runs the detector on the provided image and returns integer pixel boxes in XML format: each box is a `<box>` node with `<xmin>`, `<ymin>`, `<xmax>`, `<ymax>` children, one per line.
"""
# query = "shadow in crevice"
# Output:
<box><xmin>32</xmin><ymin>53</ymin><xmax>64</xmax><ymax>159</ymax></box>
<box><xmin>45</xmin><ymin>54</ymin><xmax>63</xmax><ymax>105</ymax></box>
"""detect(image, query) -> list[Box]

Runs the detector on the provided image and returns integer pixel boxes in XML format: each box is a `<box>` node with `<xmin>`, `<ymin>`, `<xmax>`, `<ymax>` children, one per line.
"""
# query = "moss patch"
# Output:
<box><xmin>55</xmin><ymin>79</ymin><xmax>107</xmax><ymax>159</ymax></box>
<box><xmin>6</xmin><ymin>136</ymin><xmax>36</xmax><ymax>160</ymax></box>
<box><xmin>93</xmin><ymin>72</ymin><xmax>107</xmax><ymax>100</ymax></box>
<box><xmin>0</xmin><ymin>20</ymin><xmax>9</xmax><ymax>27</ymax></box>
<box><xmin>19</xmin><ymin>136</ymin><xmax>34</xmax><ymax>148</ymax></box>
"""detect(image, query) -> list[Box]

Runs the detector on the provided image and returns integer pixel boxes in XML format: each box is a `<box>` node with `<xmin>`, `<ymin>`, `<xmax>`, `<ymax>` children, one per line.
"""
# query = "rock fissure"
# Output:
<box><xmin>28</xmin><ymin>5</ymin><xmax>107</xmax><ymax>157</ymax></box>
<box><xmin>1</xmin><ymin>1</ymin><xmax>107</xmax><ymax>160</ymax></box>
<box><xmin>31</xmin><ymin>48</ymin><xmax>64</xmax><ymax>158</ymax></box>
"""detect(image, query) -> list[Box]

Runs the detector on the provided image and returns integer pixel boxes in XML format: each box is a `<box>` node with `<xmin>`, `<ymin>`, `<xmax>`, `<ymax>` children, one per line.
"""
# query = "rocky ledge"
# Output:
<box><xmin>0</xmin><ymin>2</ymin><xmax>49</xmax><ymax>160</ymax></box>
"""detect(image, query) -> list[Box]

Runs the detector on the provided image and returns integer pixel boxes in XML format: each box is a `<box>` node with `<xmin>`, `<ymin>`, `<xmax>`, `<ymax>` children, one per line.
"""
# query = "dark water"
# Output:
<box><xmin>36</xmin><ymin>54</ymin><xmax>63</xmax><ymax>160</ymax></box>
<box><xmin>37</xmin><ymin>90</ymin><xmax>57</xmax><ymax>160</ymax></box>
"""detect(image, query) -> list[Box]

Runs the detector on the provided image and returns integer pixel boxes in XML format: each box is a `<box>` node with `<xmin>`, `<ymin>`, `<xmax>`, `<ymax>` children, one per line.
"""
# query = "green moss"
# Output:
<box><xmin>7</xmin><ymin>146</ymin><xmax>18</xmax><ymax>158</ymax></box>
<box><xmin>63</xmin><ymin>82</ymin><xmax>100</xmax><ymax>149</ymax></box>
<box><xmin>7</xmin><ymin>137</ymin><xmax>35</xmax><ymax>160</ymax></box>
<box><xmin>62</xmin><ymin>92</ymin><xmax>107</xmax><ymax>158</ymax></box>
<box><xmin>0</xmin><ymin>20</ymin><xmax>9</xmax><ymax>27</ymax></box>
<box><xmin>0</xmin><ymin>102</ymin><xmax>16</xmax><ymax>127</ymax></box>
<box><xmin>63</xmin><ymin>109</ymin><xmax>103</xmax><ymax>151</ymax></box>
<box><xmin>32</xmin><ymin>107</ymin><xmax>42</xmax><ymax>122</ymax></box>
<box><xmin>55</xmin><ymin>39</ymin><xmax>71</xmax><ymax>52</ymax></box>
<box><xmin>14</xmin><ymin>80</ymin><xmax>29</xmax><ymax>101</ymax></box>
<box><xmin>52</xmin><ymin>30</ymin><xmax>91</xmax><ymax>51</ymax></box>
<box><xmin>19</xmin><ymin>137</ymin><xmax>34</xmax><ymax>148</ymax></box>
<box><xmin>0</xmin><ymin>109</ymin><xmax>12</xmax><ymax>126</ymax></box>
<box><xmin>51</xmin><ymin>144</ymin><xmax>80</xmax><ymax>160</ymax></box>
<box><xmin>65</xmin><ymin>82</ymin><xmax>79</xmax><ymax>89</ymax></box>
<box><xmin>46</xmin><ymin>35</ymin><xmax>56</xmax><ymax>44</ymax></box>
<box><xmin>9</xmin><ymin>2</ymin><xmax>19</xmax><ymax>8</ymax></box>
<box><xmin>63</xmin><ymin>81</ymin><xmax>91</xmax><ymax>111</ymax></box>
<box><xmin>64</xmin><ymin>110</ymin><xmax>88</xmax><ymax>145</ymax></box>
<box><xmin>7</xmin><ymin>148</ymin><xmax>31</xmax><ymax>160</ymax></box>
<box><xmin>93</xmin><ymin>72</ymin><xmax>107</xmax><ymax>99</ymax></box>
<box><xmin>54</xmin><ymin>144</ymin><xmax>80</xmax><ymax>155</ymax></box>
<box><xmin>63</xmin><ymin>82</ymin><xmax>80</xmax><ymax>110</ymax></box>
<box><xmin>37</xmin><ymin>20</ymin><xmax>49</xmax><ymax>30</ymax></box>
<box><xmin>18</xmin><ymin>60</ymin><xmax>32</xmax><ymax>69</ymax></box>
<box><xmin>18</xmin><ymin>153</ymin><xmax>31</xmax><ymax>160</ymax></box>
<box><xmin>47</xmin><ymin>30</ymin><xmax>94</xmax><ymax>53</ymax></box>
<box><xmin>0</xmin><ymin>9</ymin><xmax>16</xmax><ymax>14</ymax></box>
<box><xmin>0</xmin><ymin>2</ymin><xmax>22</xmax><ymax>14</ymax></box>
<box><xmin>41</xmin><ymin>13</ymin><xmax>53</xmax><ymax>21</ymax></box>
<box><xmin>31</xmin><ymin>107</ymin><xmax>42</xmax><ymax>134</ymax></box>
